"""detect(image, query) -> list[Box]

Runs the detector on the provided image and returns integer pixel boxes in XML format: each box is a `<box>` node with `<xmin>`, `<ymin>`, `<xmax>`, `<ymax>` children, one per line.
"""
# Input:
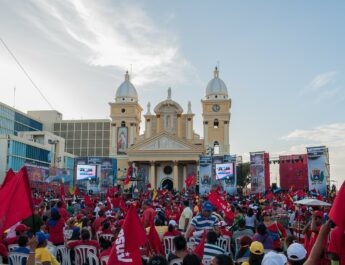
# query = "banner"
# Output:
<box><xmin>117</xmin><ymin>127</ymin><xmax>128</xmax><ymax>154</ymax></box>
<box><xmin>279</xmin><ymin>154</ymin><xmax>308</xmax><ymax>191</ymax></box>
<box><xmin>307</xmin><ymin>146</ymin><xmax>329</xmax><ymax>196</ymax></box>
<box><xmin>250</xmin><ymin>152</ymin><xmax>266</xmax><ymax>193</ymax></box>
<box><xmin>199</xmin><ymin>156</ymin><xmax>212</xmax><ymax>195</ymax></box>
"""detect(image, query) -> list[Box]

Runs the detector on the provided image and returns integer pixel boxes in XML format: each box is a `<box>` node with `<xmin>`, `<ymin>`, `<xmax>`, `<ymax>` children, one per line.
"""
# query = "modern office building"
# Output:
<box><xmin>0</xmin><ymin>102</ymin><xmax>43</xmax><ymax>136</ymax></box>
<box><xmin>0</xmin><ymin>102</ymin><xmax>75</xmax><ymax>183</ymax></box>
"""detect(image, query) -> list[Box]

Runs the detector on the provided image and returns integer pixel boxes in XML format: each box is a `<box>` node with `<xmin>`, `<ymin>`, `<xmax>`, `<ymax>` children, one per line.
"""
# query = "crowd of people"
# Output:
<box><xmin>0</xmin><ymin>182</ymin><xmax>343</xmax><ymax>265</ymax></box>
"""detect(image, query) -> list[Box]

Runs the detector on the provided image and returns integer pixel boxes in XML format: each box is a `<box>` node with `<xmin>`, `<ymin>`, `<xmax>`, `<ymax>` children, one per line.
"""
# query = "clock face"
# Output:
<box><xmin>212</xmin><ymin>104</ymin><xmax>220</xmax><ymax>112</ymax></box>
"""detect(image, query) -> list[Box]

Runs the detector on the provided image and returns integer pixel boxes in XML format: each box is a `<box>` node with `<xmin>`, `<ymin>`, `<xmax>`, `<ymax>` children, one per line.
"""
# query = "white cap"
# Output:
<box><xmin>262</xmin><ymin>251</ymin><xmax>287</xmax><ymax>265</ymax></box>
<box><xmin>169</xmin><ymin>220</ymin><xmax>177</xmax><ymax>226</ymax></box>
<box><xmin>287</xmin><ymin>243</ymin><xmax>307</xmax><ymax>261</ymax></box>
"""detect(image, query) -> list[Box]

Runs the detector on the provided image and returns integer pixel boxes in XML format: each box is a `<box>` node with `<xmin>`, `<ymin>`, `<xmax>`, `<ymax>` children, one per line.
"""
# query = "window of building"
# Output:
<box><xmin>121</xmin><ymin>121</ymin><xmax>126</xmax><ymax>127</ymax></box>
<box><xmin>213</xmin><ymin>119</ymin><xmax>219</xmax><ymax>128</ymax></box>
<box><xmin>214</xmin><ymin>141</ymin><xmax>220</xmax><ymax>155</ymax></box>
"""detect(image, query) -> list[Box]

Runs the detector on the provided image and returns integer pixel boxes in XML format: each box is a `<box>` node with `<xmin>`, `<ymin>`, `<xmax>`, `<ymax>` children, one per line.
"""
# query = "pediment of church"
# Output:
<box><xmin>128</xmin><ymin>131</ymin><xmax>202</xmax><ymax>152</ymax></box>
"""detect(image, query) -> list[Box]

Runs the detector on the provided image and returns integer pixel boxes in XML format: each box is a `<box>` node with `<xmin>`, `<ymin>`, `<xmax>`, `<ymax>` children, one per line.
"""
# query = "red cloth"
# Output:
<box><xmin>329</xmin><ymin>181</ymin><xmax>345</xmax><ymax>230</ymax></box>
<box><xmin>194</xmin><ymin>230</ymin><xmax>206</xmax><ymax>259</ymax></box>
<box><xmin>0</xmin><ymin>167</ymin><xmax>33</xmax><ymax>232</ymax></box>
<box><xmin>124</xmin><ymin>165</ymin><xmax>132</xmax><ymax>185</ymax></box>
<box><xmin>328</xmin><ymin>226</ymin><xmax>345</xmax><ymax>265</ymax></box>
<box><xmin>100</xmin><ymin>248</ymin><xmax>111</xmax><ymax>259</ymax></box>
<box><xmin>47</xmin><ymin>218</ymin><xmax>65</xmax><ymax>244</ymax></box>
<box><xmin>108</xmin><ymin>205</ymin><xmax>147</xmax><ymax>265</ymax></box>
<box><xmin>142</xmin><ymin>207</ymin><xmax>156</xmax><ymax>228</ymax></box>
<box><xmin>147</xmin><ymin>222</ymin><xmax>164</xmax><ymax>256</ymax></box>
<box><xmin>208</xmin><ymin>191</ymin><xmax>234</xmax><ymax>222</ymax></box>
<box><xmin>68</xmin><ymin>239</ymin><xmax>100</xmax><ymax>250</ymax></box>
<box><xmin>0</xmin><ymin>169</ymin><xmax>15</xmax><ymax>189</ymax></box>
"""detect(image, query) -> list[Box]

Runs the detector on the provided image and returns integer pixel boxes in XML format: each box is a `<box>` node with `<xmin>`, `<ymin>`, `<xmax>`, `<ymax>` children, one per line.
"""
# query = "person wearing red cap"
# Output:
<box><xmin>5</xmin><ymin>224</ymin><xmax>30</xmax><ymax>245</ymax></box>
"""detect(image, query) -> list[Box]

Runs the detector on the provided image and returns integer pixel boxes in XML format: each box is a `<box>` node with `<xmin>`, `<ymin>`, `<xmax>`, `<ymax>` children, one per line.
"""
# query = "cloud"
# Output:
<box><xmin>309</xmin><ymin>71</ymin><xmax>337</xmax><ymax>90</ymax></box>
<box><xmin>21</xmin><ymin>0</ymin><xmax>197</xmax><ymax>87</ymax></box>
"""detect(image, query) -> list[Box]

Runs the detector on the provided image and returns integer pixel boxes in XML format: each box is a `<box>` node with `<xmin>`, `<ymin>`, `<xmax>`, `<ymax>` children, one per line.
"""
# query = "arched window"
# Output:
<box><xmin>213</xmin><ymin>119</ymin><xmax>219</xmax><ymax>128</ymax></box>
<box><xmin>214</xmin><ymin>141</ymin><xmax>220</xmax><ymax>155</ymax></box>
<box><xmin>121</xmin><ymin>121</ymin><xmax>126</xmax><ymax>127</ymax></box>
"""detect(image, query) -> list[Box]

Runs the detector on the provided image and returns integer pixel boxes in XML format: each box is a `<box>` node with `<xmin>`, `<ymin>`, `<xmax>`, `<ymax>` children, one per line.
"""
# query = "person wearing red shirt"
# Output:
<box><xmin>92</xmin><ymin>210</ymin><xmax>106</xmax><ymax>234</ymax></box>
<box><xmin>57</xmin><ymin>201</ymin><xmax>69</xmax><ymax>222</ymax></box>
<box><xmin>47</xmin><ymin>208</ymin><xmax>65</xmax><ymax>246</ymax></box>
<box><xmin>328</xmin><ymin>226</ymin><xmax>345</xmax><ymax>265</ymax></box>
<box><xmin>142</xmin><ymin>200</ymin><xmax>156</xmax><ymax>228</ymax></box>
<box><xmin>163</xmin><ymin>220</ymin><xmax>181</xmax><ymax>237</ymax></box>
<box><xmin>68</xmin><ymin>229</ymin><xmax>100</xmax><ymax>250</ymax></box>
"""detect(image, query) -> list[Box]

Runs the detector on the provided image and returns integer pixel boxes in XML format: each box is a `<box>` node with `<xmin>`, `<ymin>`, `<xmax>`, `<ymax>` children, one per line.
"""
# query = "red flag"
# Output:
<box><xmin>208</xmin><ymin>191</ymin><xmax>234</xmax><ymax>222</ymax></box>
<box><xmin>0</xmin><ymin>167</ymin><xmax>33</xmax><ymax>232</ymax></box>
<box><xmin>147</xmin><ymin>222</ymin><xmax>164</xmax><ymax>256</ymax></box>
<box><xmin>124</xmin><ymin>165</ymin><xmax>133</xmax><ymax>185</ymax></box>
<box><xmin>108</xmin><ymin>205</ymin><xmax>147</xmax><ymax>265</ymax></box>
<box><xmin>1</xmin><ymin>169</ymin><xmax>15</xmax><ymax>188</ymax></box>
<box><xmin>194</xmin><ymin>230</ymin><xmax>207</xmax><ymax>259</ymax></box>
<box><xmin>329</xmin><ymin>181</ymin><xmax>345</xmax><ymax>230</ymax></box>
<box><xmin>185</xmin><ymin>174</ymin><xmax>197</xmax><ymax>188</ymax></box>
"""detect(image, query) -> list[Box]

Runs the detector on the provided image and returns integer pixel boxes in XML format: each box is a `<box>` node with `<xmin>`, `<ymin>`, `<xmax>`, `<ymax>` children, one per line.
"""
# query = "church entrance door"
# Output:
<box><xmin>161</xmin><ymin>178</ymin><xmax>173</xmax><ymax>191</ymax></box>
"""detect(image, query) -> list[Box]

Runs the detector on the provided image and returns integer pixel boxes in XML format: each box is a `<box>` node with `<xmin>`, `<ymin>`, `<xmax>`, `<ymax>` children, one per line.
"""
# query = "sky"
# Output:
<box><xmin>0</xmin><ymin>0</ymin><xmax>344</xmax><ymax>186</ymax></box>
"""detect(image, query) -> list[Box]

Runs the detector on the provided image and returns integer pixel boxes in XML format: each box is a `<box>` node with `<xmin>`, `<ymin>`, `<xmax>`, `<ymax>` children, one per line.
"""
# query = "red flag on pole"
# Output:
<box><xmin>194</xmin><ymin>230</ymin><xmax>207</xmax><ymax>259</ymax></box>
<box><xmin>124</xmin><ymin>165</ymin><xmax>133</xmax><ymax>185</ymax></box>
<box><xmin>0</xmin><ymin>167</ymin><xmax>33</xmax><ymax>232</ymax></box>
<box><xmin>208</xmin><ymin>191</ymin><xmax>234</xmax><ymax>222</ymax></box>
<box><xmin>329</xmin><ymin>181</ymin><xmax>345</xmax><ymax>230</ymax></box>
<box><xmin>147</xmin><ymin>222</ymin><xmax>164</xmax><ymax>256</ymax></box>
<box><xmin>1</xmin><ymin>169</ymin><xmax>15</xmax><ymax>189</ymax></box>
<box><xmin>108</xmin><ymin>205</ymin><xmax>147</xmax><ymax>265</ymax></box>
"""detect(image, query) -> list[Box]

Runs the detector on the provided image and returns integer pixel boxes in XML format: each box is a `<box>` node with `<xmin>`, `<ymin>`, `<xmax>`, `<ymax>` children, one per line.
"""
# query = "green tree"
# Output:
<box><xmin>236</xmin><ymin>162</ymin><xmax>251</xmax><ymax>188</ymax></box>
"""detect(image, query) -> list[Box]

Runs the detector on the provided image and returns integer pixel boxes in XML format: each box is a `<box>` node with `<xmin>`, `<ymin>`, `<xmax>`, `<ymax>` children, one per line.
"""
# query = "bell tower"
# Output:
<box><xmin>201</xmin><ymin>67</ymin><xmax>231</xmax><ymax>155</ymax></box>
<box><xmin>109</xmin><ymin>71</ymin><xmax>142</xmax><ymax>159</ymax></box>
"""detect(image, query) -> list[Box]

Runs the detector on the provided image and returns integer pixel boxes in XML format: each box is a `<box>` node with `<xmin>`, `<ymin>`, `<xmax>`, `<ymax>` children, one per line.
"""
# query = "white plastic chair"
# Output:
<box><xmin>47</xmin><ymin>242</ymin><xmax>57</xmax><ymax>257</ymax></box>
<box><xmin>169</xmin><ymin>258</ymin><xmax>183</xmax><ymax>265</ymax></box>
<box><xmin>87</xmin><ymin>252</ymin><xmax>99</xmax><ymax>265</ymax></box>
<box><xmin>8</xmin><ymin>244</ymin><xmax>19</xmax><ymax>252</ymax></box>
<box><xmin>56</xmin><ymin>245</ymin><xmax>71</xmax><ymax>265</ymax></box>
<box><xmin>163</xmin><ymin>236</ymin><xmax>175</xmax><ymax>258</ymax></box>
<box><xmin>74</xmin><ymin>245</ymin><xmax>97</xmax><ymax>265</ymax></box>
<box><xmin>99</xmin><ymin>233</ymin><xmax>114</xmax><ymax>242</ymax></box>
<box><xmin>216</xmin><ymin>236</ymin><xmax>231</xmax><ymax>255</ymax></box>
<box><xmin>100</xmin><ymin>255</ymin><xmax>109</xmax><ymax>265</ymax></box>
<box><xmin>8</xmin><ymin>253</ymin><xmax>28</xmax><ymax>265</ymax></box>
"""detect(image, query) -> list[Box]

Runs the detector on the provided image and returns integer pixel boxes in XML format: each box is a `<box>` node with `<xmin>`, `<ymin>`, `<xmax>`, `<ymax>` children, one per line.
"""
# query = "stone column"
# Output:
<box><xmin>149</xmin><ymin>161</ymin><xmax>156</xmax><ymax>189</ymax></box>
<box><xmin>187</xmin><ymin>117</ymin><xmax>193</xmax><ymax>139</ymax></box>
<box><xmin>203</xmin><ymin>121</ymin><xmax>209</xmax><ymax>147</ymax></box>
<box><xmin>157</xmin><ymin>115</ymin><xmax>161</xmax><ymax>133</ymax></box>
<box><xmin>224</xmin><ymin>121</ymin><xmax>229</xmax><ymax>153</ymax></box>
<box><xmin>173</xmin><ymin>161</ymin><xmax>178</xmax><ymax>190</ymax></box>
<box><xmin>183</xmin><ymin>164</ymin><xmax>187</xmax><ymax>189</ymax></box>
<box><xmin>129</xmin><ymin>123</ymin><xmax>135</xmax><ymax>145</ymax></box>
<box><xmin>177</xmin><ymin>114</ymin><xmax>182</xmax><ymax>137</ymax></box>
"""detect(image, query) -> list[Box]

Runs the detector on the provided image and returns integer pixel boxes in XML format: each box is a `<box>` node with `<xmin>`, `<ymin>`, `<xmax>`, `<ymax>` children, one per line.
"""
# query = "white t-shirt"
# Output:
<box><xmin>178</xmin><ymin>207</ymin><xmax>193</xmax><ymax>230</ymax></box>
<box><xmin>245</xmin><ymin>215</ymin><xmax>256</xmax><ymax>228</ymax></box>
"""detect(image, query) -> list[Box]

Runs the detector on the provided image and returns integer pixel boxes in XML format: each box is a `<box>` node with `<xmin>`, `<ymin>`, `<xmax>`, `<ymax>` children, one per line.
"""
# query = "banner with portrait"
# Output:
<box><xmin>250</xmin><ymin>152</ymin><xmax>266</xmax><ymax>193</ymax></box>
<box><xmin>199</xmin><ymin>156</ymin><xmax>212</xmax><ymax>195</ymax></box>
<box><xmin>117</xmin><ymin>127</ymin><xmax>128</xmax><ymax>154</ymax></box>
<box><xmin>307</xmin><ymin>146</ymin><xmax>329</xmax><ymax>196</ymax></box>
<box><xmin>219</xmin><ymin>154</ymin><xmax>237</xmax><ymax>194</ymax></box>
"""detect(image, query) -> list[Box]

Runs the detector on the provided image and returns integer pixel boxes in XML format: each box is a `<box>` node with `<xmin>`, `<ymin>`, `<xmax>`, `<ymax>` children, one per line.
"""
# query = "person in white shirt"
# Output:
<box><xmin>178</xmin><ymin>200</ymin><xmax>193</xmax><ymax>231</ymax></box>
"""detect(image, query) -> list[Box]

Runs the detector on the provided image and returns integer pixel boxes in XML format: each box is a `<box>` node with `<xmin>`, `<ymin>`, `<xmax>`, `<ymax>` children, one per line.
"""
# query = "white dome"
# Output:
<box><xmin>115</xmin><ymin>71</ymin><xmax>138</xmax><ymax>102</ymax></box>
<box><xmin>205</xmin><ymin>67</ymin><xmax>228</xmax><ymax>99</ymax></box>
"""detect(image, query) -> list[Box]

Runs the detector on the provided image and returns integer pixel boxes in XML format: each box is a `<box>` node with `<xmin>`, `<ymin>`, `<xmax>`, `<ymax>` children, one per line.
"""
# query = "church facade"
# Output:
<box><xmin>109</xmin><ymin>67</ymin><xmax>231</xmax><ymax>190</ymax></box>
